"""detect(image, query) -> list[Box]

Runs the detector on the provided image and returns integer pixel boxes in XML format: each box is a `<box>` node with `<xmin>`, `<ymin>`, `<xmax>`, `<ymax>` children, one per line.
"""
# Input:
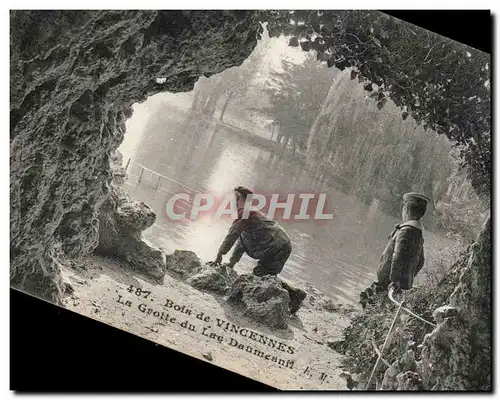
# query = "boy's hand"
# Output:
<box><xmin>214</xmin><ymin>253</ymin><xmax>223</xmax><ymax>265</ymax></box>
<box><xmin>388</xmin><ymin>281</ymin><xmax>401</xmax><ymax>294</ymax></box>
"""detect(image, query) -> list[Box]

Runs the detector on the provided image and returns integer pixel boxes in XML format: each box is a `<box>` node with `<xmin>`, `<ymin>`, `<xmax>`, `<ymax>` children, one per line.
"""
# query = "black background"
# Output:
<box><xmin>10</xmin><ymin>9</ymin><xmax>492</xmax><ymax>392</ymax></box>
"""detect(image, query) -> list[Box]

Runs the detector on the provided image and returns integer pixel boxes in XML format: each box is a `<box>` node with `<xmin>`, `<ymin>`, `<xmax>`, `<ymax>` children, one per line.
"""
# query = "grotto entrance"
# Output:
<box><xmin>10</xmin><ymin>10</ymin><xmax>491</xmax><ymax>391</ymax></box>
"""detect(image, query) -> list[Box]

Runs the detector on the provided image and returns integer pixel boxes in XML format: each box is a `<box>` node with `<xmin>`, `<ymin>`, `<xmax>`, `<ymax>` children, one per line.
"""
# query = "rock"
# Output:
<box><xmin>339</xmin><ymin>372</ymin><xmax>359</xmax><ymax>390</ymax></box>
<box><xmin>165</xmin><ymin>251</ymin><xmax>236</xmax><ymax>295</ymax></box>
<box><xmin>165</xmin><ymin>250</ymin><xmax>202</xmax><ymax>280</ymax></box>
<box><xmin>115</xmin><ymin>201</ymin><xmax>156</xmax><ymax>232</ymax></box>
<box><xmin>432</xmin><ymin>305</ymin><xmax>460</xmax><ymax>324</ymax></box>
<box><xmin>396</xmin><ymin>371</ymin><xmax>422</xmax><ymax>390</ymax></box>
<box><xmin>327</xmin><ymin>339</ymin><xmax>345</xmax><ymax>353</ymax></box>
<box><xmin>226</xmin><ymin>274</ymin><xmax>291</xmax><ymax>330</ymax></box>
<box><xmin>110</xmin><ymin>151</ymin><xmax>126</xmax><ymax>185</ymax></box>
<box><xmin>163</xmin><ymin>253</ymin><xmax>295</xmax><ymax>328</ymax></box>
<box><xmin>381</xmin><ymin>364</ymin><xmax>398</xmax><ymax>390</ymax></box>
<box><xmin>95</xmin><ymin>182</ymin><xmax>166</xmax><ymax>280</ymax></box>
<box><xmin>63</xmin><ymin>282</ymin><xmax>74</xmax><ymax>295</ymax></box>
<box><xmin>187</xmin><ymin>266</ymin><xmax>233</xmax><ymax>295</ymax></box>
<box><xmin>10</xmin><ymin>10</ymin><xmax>262</xmax><ymax>302</ymax></box>
<box><xmin>381</xmin><ymin>350</ymin><xmax>417</xmax><ymax>390</ymax></box>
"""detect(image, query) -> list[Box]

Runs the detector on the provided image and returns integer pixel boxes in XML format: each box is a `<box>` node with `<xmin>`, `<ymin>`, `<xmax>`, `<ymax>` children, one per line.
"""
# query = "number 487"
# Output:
<box><xmin>127</xmin><ymin>285</ymin><xmax>151</xmax><ymax>299</ymax></box>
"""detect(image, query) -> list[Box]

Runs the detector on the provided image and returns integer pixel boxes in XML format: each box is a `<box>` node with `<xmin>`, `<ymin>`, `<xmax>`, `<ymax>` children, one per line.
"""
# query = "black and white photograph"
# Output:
<box><xmin>9</xmin><ymin>9</ymin><xmax>492</xmax><ymax>391</ymax></box>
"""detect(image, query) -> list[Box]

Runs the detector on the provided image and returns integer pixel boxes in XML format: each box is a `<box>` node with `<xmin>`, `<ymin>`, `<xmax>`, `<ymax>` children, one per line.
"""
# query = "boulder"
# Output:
<box><xmin>165</xmin><ymin>251</ymin><xmax>237</xmax><ymax>295</ymax></box>
<box><xmin>95</xmin><ymin>180</ymin><xmax>166</xmax><ymax>280</ymax></box>
<box><xmin>226</xmin><ymin>274</ymin><xmax>291</xmax><ymax>330</ymax></box>
<box><xmin>163</xmin><ymin>251</ymin><xmax>305</xmax><ymax>329</ymax></box>
<box><xmin>115</xmin><ymin>201</ymin><xmax>156</xmax><ymax>232</ymax></box>
<box><xmin>187</xmin><ymin>264</ymin><xmax>237</xmax><ymax>295</ymax></box>
<box><xmin>165</xmin><ymin>250</ymin><xmax>202</xmax><ymax>280</ymax></box>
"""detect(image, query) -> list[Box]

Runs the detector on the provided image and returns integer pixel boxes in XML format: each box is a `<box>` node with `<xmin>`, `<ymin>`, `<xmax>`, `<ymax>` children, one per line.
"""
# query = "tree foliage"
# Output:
<box><xmin>258</xmin><ymin>53</ymin><xmax>338</xmax><ymax>152</ymax></box>
<box><xmin>299</xmin><ymin>69</ymin><xmax>485</xmax><ymax>236</ymax></box>
<box><xmin>191</xmin><ymin>35</ymin><xmax>271</xmax><ymax>119</ymax></box>
<box><xmin>258</xmin><ymin>10</ymin><xmax>491</xmax><ymax>198</ymax></box>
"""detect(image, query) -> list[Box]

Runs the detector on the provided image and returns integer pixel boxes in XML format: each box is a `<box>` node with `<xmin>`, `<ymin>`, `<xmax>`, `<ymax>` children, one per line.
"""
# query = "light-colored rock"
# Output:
<box><xmin>95</xmin><ymin>181</ymin><xmax>166</xmax><ymax>280</ymax></box>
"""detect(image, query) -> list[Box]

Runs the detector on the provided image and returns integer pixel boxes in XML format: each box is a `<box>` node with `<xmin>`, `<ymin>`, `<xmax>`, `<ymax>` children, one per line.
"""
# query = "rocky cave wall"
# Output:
<box><xmin>10</xmin><ymin>10</ymin><xmax>262</xmax><ymax>303</ymax></box>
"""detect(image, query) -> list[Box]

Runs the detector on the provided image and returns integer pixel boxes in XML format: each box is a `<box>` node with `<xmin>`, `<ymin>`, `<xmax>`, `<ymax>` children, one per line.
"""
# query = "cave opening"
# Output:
<box><xmin>10</xmin><ymin>10</ymin><xmax>491</xmax><ymax>391</ymax></box>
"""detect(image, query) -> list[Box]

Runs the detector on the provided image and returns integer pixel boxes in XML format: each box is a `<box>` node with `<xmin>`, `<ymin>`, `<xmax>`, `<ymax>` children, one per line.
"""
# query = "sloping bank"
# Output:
<box><xmin>332</xmin><ymin>216</ymin><xmax>491</xmax><ymax>391</ymax></box>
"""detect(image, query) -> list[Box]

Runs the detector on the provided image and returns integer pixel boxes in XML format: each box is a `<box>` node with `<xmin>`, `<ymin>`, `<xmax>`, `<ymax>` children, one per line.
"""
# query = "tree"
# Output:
<box><xmin>259</xmin><ymin>10</ymin><xmax>491</xmax><ymax>198</ymax></box>
<box><xmin>190</xmin><ymin>76</ymin><xmax>226</xmax><ymax>117</ymax></box>
<box><xmin>190</xmin><ymin>31</ymin><xmax>272</xmax><ymax>121</ymax></box>
<box><xmin>257</xmin><ymin>53</ymin><xmax>338</xmax><ymax>153</ymax></box>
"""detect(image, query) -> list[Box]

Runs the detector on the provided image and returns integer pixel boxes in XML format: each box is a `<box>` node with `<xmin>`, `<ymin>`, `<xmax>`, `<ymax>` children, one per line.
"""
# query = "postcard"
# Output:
<box><xmin>10</xmin><ymin>10</ymin><xmax>491</xmax><ymax>391</ymax></box>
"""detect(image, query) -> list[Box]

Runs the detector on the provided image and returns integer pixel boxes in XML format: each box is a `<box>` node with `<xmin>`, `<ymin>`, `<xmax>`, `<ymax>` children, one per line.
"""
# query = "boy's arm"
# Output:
<box><xmin>414</xmin><ymin>245</ymin><xmax>425</xmax><ymax>277</ymax></box>
<box><xmin>215</xmin><ymin>208</ymin><xmax>248</xmax><ymax>262</ymax></box>
<box><xmin>390</xmin><ymin>226</ymin><xmax>420</xmax><ymax>289</ymax></box>
<box><xmin>228</xmin><ymin>239</ymin><xmax>246</xmax><ymax>267</ymax></box>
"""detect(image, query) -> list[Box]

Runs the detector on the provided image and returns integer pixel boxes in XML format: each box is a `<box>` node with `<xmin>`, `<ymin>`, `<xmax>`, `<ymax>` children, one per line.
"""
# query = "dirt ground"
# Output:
<box><xmin>61</xmin><ymin>254</ymin><xmax>355</xmax><ymax>390</ymax></box>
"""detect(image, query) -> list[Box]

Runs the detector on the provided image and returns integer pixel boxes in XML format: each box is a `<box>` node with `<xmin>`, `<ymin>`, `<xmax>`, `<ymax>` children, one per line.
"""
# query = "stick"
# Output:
<box><xmin>371</xmin><ymin>340</ymin><xmax>393</xmax><ymax>370</ymax></box>
<box><xmin>365</xmin><ymin>299</ymin><xmax>403</xmax><ymax>390</ymax></box>
<box><xmin>388</xmin><ymin>287</ymin><xmax>436</xmax><ymax>328</ymax></box>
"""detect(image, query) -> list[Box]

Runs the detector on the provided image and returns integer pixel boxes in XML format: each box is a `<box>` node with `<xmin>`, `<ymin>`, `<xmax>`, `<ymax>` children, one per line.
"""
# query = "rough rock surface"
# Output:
<box><xmin>164</xmin><ymin>250</ymin><xmax>293</xmax><ymax>329</ymax></box>
<box><xmin>165</xmin><ymin>250</ymin><xmax>203</xmax><ymax>280</ymax></box>
<box><xmin>187</xmin><ymin>265</ymin><xmax>238</xmax><ymax>295</ymax></box>
<box><xmin>165</xmin><ymin>250</ymin><xmax>237</xmax><ymax>294</ymax></box>
<box><xmin>334</xmin><ymin>215</ymin><xmax>491</xmax><ymax>391</ymax></box>
<box><xmin>226</xmin><ymin>274</ymin><xmax>291</xmax><ymax>330</ymax></box>
<box><xmin>94</xmin><ymin>176</ymin><xmax>166</xmax><ymax>280</ymax></box>
<box><xmin>10</xmin><ymin>10</ymin><xmax>261</xmax><ymax>303</ymax></box>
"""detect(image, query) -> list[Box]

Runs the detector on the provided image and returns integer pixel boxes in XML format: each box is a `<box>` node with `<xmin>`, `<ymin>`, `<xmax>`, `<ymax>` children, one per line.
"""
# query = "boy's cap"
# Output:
<box><xmin>403</xmin><ymin>192</ymin><xmax>430</xmax><ymax>205</ymax></box>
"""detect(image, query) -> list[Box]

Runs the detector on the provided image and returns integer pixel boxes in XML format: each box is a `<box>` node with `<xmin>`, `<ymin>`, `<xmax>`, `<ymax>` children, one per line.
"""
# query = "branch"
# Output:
<box><xmin>345</xmin><ymin>32</ymin><xmax>364</xmax><ymax>44</ymax></box>
<box><xmin>423</xmin><ymin>44</ymin><xmax>438</xmax><ymax>64</ymax></box>
<box><xmin>371</xmin><ymin>340</ymin><xmax>394</xmax><ymax>370</ymax></box>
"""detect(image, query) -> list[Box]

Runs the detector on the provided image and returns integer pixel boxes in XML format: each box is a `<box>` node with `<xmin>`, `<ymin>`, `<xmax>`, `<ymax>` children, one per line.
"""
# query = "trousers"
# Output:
<box><xmin>252</xmin><ymin>240</ymin><xmax>292</xmax><ymax>277</ymax></box>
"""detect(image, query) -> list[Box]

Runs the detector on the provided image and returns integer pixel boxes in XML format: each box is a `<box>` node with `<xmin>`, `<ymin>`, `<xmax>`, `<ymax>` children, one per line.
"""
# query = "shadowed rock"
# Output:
<box><xmin>165</xmin><ymin>250</ymin><xmax>237</xmax><ymax>294</ymax></box>
<box><xmin>187</xmin><ymin>264</ymin><xmax>238</xmax><ymax>295</ymax></box>
<box><xmin>226</xmin><ymin>274</ymin><xmax>291</xmax><ymax>330</ymax></box>
<box><xmin>165</xmin><ymin>250</ymin><xmax>203</xmax><ymax>280</ymax></box>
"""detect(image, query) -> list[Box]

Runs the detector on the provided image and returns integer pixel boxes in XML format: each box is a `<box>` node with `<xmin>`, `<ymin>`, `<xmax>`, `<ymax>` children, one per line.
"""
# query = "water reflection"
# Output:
<box><xmin>121</xmin><ymin>110</ymin><xmax>454</xmax><ymax>304</ymax></box>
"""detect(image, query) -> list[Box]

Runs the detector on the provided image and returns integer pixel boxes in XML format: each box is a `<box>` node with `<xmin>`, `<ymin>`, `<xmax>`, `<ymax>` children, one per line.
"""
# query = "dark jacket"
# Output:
<box><xmin>377</xmin><ymin>220</ymin><xmax>425</xmax><ymax>290</ymax></box>
<box><xmin>218</xmin><ymin>206</ymin><xmax>290</xmax><ymax>261</ymax></box>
